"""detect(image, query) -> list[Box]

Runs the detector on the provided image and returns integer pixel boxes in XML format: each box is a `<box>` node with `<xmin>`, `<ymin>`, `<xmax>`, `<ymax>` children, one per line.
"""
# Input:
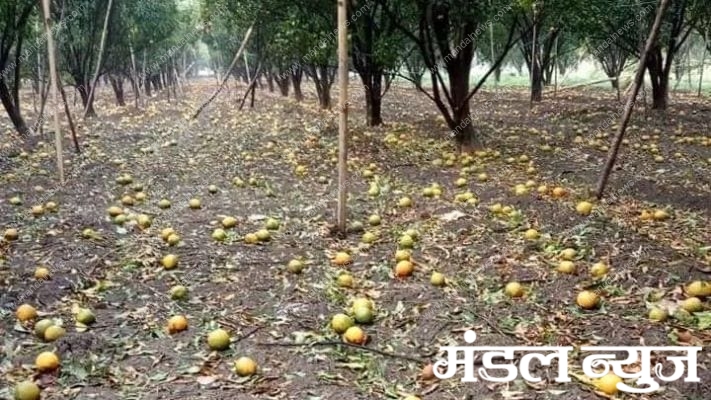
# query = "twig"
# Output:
<box><xmin>255</xmin><ymin>340</ymin><xmax>425</xmax><ymax>363</ymax></box>
<box><xmin>470</xmin><ymin>311</ymin><xmax>515</xmax><ymax>338</ymax></box>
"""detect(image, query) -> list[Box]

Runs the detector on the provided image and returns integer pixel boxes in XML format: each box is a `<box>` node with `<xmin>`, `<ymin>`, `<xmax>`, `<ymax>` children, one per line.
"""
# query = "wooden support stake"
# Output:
<box><xmin>41</xmin><ymin>0</ymin><xmax>64</xmax><ymax>183</ymax></box>
<box><xmin>336</xmin><ymin>0</ymin><xmax>349</xmax><ymax>233</ymax></box>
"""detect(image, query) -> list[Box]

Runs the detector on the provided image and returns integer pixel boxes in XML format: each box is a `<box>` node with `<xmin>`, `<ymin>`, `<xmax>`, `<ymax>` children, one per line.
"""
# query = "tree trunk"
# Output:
<box><xmin>291</xmin><ymin>66</ymin><xmax>304</xmax><ymax>101</ymax></box>
<box><xmin>129</xmin><ymin>40</ymin><xmax>140</xmax><ymax>108</ymax></box>
<box><xmin>363</xmin><ymin>70</ymin><xmax>383</xmax><ymax>126</ymax></box>
<box><xmin>109</xmin><ymin>75</ymin><xmax>125</xmax><ymax>106</ymax></box>
<box><xmin>448</xmin><ymin>63</ymin><xmax>475</xmax><ymax>149</ymax></box>
<box><xmin>609</xmin><ymin>75</ymin><xmax>619</xmax><ymax>90</ymax></box>
<box><xmin>76</xmin><ymin>81</ymin><xmax>96</xmax><ymax>117</ymax></box>
<box><xmin>144</xmin><ymin>75</ymin><xmax>152</xmax><ymax>97</ymax></box>
<box><xmin>275</xmin><ymin>73</ymin><xmax>289</xmax><ymax>96</ymax></box>
<box><xmin>266</xmin><ymin>71</ymin><xmax>275</xmax><ymax>92</ymax></box>
<box><xmin>310</xmin><ymin>65</ymin><xmax>334</xmax><ymax>109</ymax></box>
<box><xmin>84</xmin><ymin>0</ymin><xmax>113</xmax><ymax>119</ymax></box>
<box><xmin>0</xmin><ymin>81</ymin><xmax>30</xmax><ymax>136</ymax></box>
<box><xmin>531</xmin><ymin>63</ymin><xmax>543</xmax><ymax>102</ymax></box>
<box><xmin>646</xmin><ymin>50</ymin><xmax>669</xmax><ymax>110</ymax></box>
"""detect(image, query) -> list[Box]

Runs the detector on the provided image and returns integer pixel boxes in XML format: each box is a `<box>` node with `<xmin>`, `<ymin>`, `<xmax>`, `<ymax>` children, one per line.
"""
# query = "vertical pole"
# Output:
<box><xmin>530</xmin><ymin>3</ymin><xmax>537</xmax><ymax>109</ymax></box>
<box><xmin>42</xmin><ymin>0</ymin><xmax>64</xmax><ymax>184</ymax></box>
<box><xmin>337</xmin><ymin>0</ymin><xmax>349</xmax><ymax>233</ymax></box>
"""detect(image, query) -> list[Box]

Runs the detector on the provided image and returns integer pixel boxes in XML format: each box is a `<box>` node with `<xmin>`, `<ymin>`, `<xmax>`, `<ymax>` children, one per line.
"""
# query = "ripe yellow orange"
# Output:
<box><xmin>244</xmin><ymin>233</ymin><xmax>259</xmax><ymax>244</ymax></box>
<box><xmin>35</xmin><ymin>351</ymin><xmax>60</xmax><ymax>372</ymax></box>
<box><xmin>557</xmin><ymin>261</ymin><xmax>576</xmax><ymax>274</ymax></box>
<box><xmin>552</xmin><ymin>187</ymin><xmax>567</xmax><ymax>198</ymax></box>
<box><xmin>559</xmin><ymin>248</ymin><xmax>577</xmax><ymax>260</ymax></box>
<box><xmin>16</xmin><ymin>304</ymin><xmax>37</xmax><ymax>321</ymax></box>
<box><xmin>34</xmin><ymin>267</ymin><xmax>50</xmax><ymax>280</ymax></box>
<box><xmin>523</xmin><ymin>229</ymin><xmax>539</xmax><ymax>240</ymax></box>
<box><xmin>4</xmin><ymin>228</ymin><xmax>19</xmax><ymax>240</ymax></box>
<box><xmin>576</xmin><ymin>201</ymin><xmax>594</xmax><ymax>216</ymax></box>
<box><xmin>188</xmin><ymin>198</ymin><xmax>201</xmax><ymax>209</ymax></box>
<box><xmin>161</xmin><ymin>254</ymin><xmax>178</xmax><ymax>269</ymax></box>
<box><xmin>394</xmin><ymin>260</ymin><xmax>414</xmax><ymax>277</ymax></box>
<box><xmin>596</xmin><ymin>373</ymin><xmax>622</xmax><ymax>395</ymax></box>
<box><xmin>421</xmin><ymin>364</ymin><xmax>435</xmax><ymax>380</ymax></box>
<box><xmin>505</xmin><ymin>282</ymin><xmax>524</xmax><ymax>297</ymax></box>
<box><xmin>160</xmin><ymin>227</ymin><xmax>176</xmax><ymax>241</ymax></box>
<box><xmin>167</xmin><ymin>315</ymin><xmax>188</xmax><ymax>334</ymax></box>
<box><xmin>343</xmin><ymin>326</ymin><xmax>366</xmax><ymax>345</ymax></box>
<box><xmin>234</xmin><ymin>356</ymin><xmax>257</xmax><ymax>376</ymax></box>
<box><xmin>332</xmin><ymin>252</ymin><xmax>352</xmax><ymax>266</ymax></box>
<box><xmin>336</xmin><ymin>273</ymin><xmax>354</xmax><ymax>287</ymax></box>
<box><xmin>590</xmin><ymin>262</ymin><xmax>609</xmax><ymax>277</ymax></box>
<box><xmin>107</xmin><ymin>206</ymin><xmax>123</xmax><ymax>217</ymax></box>
<box><xmin>395</xmin><ymin>249</ymin><xmax>411</xmax><ymax>262</ymax></box>
<box><xmin>430</xmin><ymin>272</ymin><xmax>445</xmax><ymax>286</ymax></box>
<box><xmin>681</xmin><ymin>297</ymin><xmax>703</xmax><ymax>313</ymax></box>
<box><xmin>222</xmin><ymin>216</ymin><xmax>237</xmax><ymax>228</ymax></box>
<box><xmin>686</xmin><ymin>281</ymin><xmax>711</xmax><ymax>297</ymax></box>
<box><xmin>576</xmin><ymin>291</ymin><xmax>600</xmax><ymax>310</ymax></box>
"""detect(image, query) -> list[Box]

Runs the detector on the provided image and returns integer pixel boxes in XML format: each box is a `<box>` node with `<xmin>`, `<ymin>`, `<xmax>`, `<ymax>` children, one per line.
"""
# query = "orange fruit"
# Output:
<box><xmin>332</xmin><ymin>252</ymin><xmax>351</xmax><ymax>266</ymax></box>
<box><xmin>167</xmin><ymin>315</ymin><xmax>188</xmax><ymax>334</ymax></box>
<box><xmin>16</xmin><ymin>304</ymin><xmax>37</xmax><ymax>321</ymax></box>
<box><xmin>234</xmin><ymin>357</ymin><xmax>257</xmax><ymax>376</ymax></box>
<box><xmin>394</xmin><ymin>260</ymin><xmax>414</xmax><ymax>277</ymax></box>
<box><xmin>596</xmin><ymin>373</ymin><xmax>622</xmax><ymax>395</ymax></box>
<box><xmin>35</xmin><ymin>351</ymin><xmax>60</xmax><ymax>372</ymax></box>
<box><xmin>343</xmin><ymin>326</ymin><xmax>366</xmax><ymax>345</ymax></box>
<box><xmin>576</xmin><ymin>290</ymin><xmax>600</xmax><ymax>310</ymax></box>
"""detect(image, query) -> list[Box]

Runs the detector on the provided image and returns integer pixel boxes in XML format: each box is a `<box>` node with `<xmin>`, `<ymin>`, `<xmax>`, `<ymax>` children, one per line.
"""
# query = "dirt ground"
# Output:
<box><xmin>1</xmin><ymin>79</ymin><xmax>710</xmax><ymax>400</ymax></box>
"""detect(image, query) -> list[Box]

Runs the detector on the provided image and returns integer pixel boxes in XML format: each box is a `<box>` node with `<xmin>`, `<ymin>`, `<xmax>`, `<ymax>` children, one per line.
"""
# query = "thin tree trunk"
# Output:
<box><xmin>41</xmin><ymin>0</ymin><xmax>64</xmax><ymax>183</ymax></box>
<box><xmin>57</xmin><ymin>75</ymin><xmax>79</xmax><ymax>153</ymax></box>
<box><xmin>129</xmin><ymin>40</ymin><xmax>140</xmax><ymax>107</ymax></box>
<box><xmin>489</xmin><ymin>0</ymin><xmax>496</xmax><ymax>86</ymax></box>
<box><xmin>595</xmin><ymin>0</ymin><xmax>670</xmax><ymax>199</ymax></box>
<box><xmin>530</xmin><ymin>7</ymin><xmax>539</xmax><ymax>106</ymax></box>
<box><xmin>34</xmin><ymin>20</ymin><xmax>42</xmax><ymax>114</ymax></box>
<box><xmin>34</xmin><ymin>80</ymin><xmax>50</xmax><ymax>135</ymax></box>
<box><xmin>553</xmin><ymin>34</ymin><xmax>559</xmax><ymax>97</ymax></box>
<box><xmin>83</xmin><ymin>0</ymin><xmax>113</xmax><ymax>119</ymax></box>
<box><xmin>239</xmin><ymin>62</ymin><xmax>262</xmax><ymax>111</ymax></box>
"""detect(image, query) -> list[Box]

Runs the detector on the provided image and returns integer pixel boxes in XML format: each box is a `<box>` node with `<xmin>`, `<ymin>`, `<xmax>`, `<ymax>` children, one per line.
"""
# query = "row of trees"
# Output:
<box><xmin>1</xmin><ymin>0</ymin><xmax>197</xmax><ymax>138</ymax></box>
<box><xmin>1</xmin><ymin>0</ymin><xmax>711</xmax><ymax>148</ymax></box>
<box><xmin>201</xmin><ymin>0</ymin><xmax>711</xmax><ymax>147</ymax></box>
